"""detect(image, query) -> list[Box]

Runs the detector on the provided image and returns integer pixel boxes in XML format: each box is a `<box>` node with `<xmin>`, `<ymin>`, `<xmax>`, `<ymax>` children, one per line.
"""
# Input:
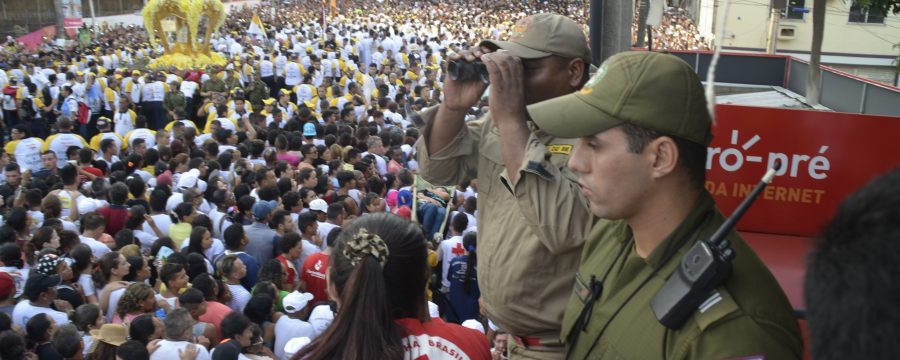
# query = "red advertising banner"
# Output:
<box><xmin>15</xmin><ymin>26</ymin><xmax>57</xmax><ymax>51</ymax></box>
<box><xmin>61</xmin><ymin>0</ymin><xmax>83</xmax><ymax>29</ymax></box>
<box><xmin>708</xmin><ymin>105</ymin><xmax>900</xmax><ymax>237</ymax></box>
<box><xmin>64</xmin><ymin>18</ymin><xmax>83</xmax><ymax>29</ymax></box>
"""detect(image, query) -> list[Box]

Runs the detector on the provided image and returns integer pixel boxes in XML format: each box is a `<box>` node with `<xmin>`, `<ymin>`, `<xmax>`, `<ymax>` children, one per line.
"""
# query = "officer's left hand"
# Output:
<box><xmin>482</xmin><ymin>51</ymin><xmax>526</xmax><ymax>127</ymax></box>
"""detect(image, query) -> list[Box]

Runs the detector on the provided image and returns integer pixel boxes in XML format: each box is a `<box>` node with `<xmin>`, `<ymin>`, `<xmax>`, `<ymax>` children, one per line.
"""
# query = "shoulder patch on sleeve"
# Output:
<box><xmin>695</xmin><ymin>288</ymin><xmax>739</xmax><ymax>332</ymax></box>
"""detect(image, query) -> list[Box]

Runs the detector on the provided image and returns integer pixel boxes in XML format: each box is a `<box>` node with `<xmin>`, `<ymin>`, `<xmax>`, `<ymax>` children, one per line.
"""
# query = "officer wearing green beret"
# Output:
<box><xmin>527</xmin><ymin>52</ymin><xmax>803</xmax><ymax>359</ymax></box>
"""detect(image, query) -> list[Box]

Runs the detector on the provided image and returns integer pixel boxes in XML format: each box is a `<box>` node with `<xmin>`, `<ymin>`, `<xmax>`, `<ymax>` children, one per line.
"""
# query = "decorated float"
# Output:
<box><xmin>141</xmin><ymin>0</ymin><xmax>228</xmax><ymax>69</ymax></box>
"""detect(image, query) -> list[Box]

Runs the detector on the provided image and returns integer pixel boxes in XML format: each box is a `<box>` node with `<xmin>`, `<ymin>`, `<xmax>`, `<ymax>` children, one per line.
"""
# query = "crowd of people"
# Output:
<box><xmin>0</xmin><ymin>0</ymin><xmax>885</xmax><ymax>359</ymax></box>
<box><xmin>632</xmin><ymin>5</ymin><xmax>711</xmax><ymax>51</ymax></box>
<box><xmin>0</xmin><ymin>0</ymin><xmax>579</xmax><ymax>359</ymax></box>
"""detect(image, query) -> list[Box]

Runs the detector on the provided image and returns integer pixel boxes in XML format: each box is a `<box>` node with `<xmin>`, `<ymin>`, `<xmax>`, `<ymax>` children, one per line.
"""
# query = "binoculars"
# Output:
<box><xmin>447</xmin><ymin>60</ymin><xmax>489</xmax><ymax>84</ymax></box>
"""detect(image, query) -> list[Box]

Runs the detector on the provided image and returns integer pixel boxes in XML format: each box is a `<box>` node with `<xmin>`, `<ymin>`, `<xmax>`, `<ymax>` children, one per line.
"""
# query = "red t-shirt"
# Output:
<box><xmin>98</xmin><ymin>205</ymin><xmax>128</xmax><ymax>236</ymax></box>
<box><xmin>396</xmin><ymin>317</ymin><xmax>491</xmax><ymax>360</ymax></box>
<box><xmin>79</xmin><ymin>167</ymin><xmax>103</xmax><ymax>184</ymax></box>
<box><xmin>301</xmin><ymin>252</ymin><xmax>329</xmax><ymax>304</ymax></box>
<box><xmin>276</xmin><ymin>254</ymin><xmax>298</xmax><ymax>287</ymax></box>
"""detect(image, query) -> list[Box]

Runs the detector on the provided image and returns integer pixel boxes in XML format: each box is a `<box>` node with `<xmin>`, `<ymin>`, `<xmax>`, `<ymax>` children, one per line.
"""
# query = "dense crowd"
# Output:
<box><xmin>0</xmin><ymin>0</ymin><xmax>722</xmax><ymax>358</ymax></box>
<box><xmin>0</xmin><ymin>0</ymin><xmax>596</xmax><ymax>359</ymax></box>
<box><xmin>633</xmin><ymin>6</ymin><xmax>711</xmax><ymax>51</ymax></box>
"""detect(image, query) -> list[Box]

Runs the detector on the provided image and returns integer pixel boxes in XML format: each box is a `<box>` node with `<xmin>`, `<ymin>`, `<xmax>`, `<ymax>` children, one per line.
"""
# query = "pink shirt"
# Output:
<box><xmin>199</xmin><ymin>301</ymin><xmax>233</xmax><ymax>339</ymax></box>
<box><xmin>111</xmin><ymin>312</ymin><xmax>141</xmax><ymax>324</ymax></box>
<box><xmin>276</xmin><ymin>152</ymin><xmax>301</xmax><ymax>167</ymax></box>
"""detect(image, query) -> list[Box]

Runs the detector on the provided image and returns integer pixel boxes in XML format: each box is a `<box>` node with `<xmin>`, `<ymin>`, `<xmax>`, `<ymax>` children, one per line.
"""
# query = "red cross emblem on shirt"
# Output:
<box><xmin>451</xmin><ymin>242</ymin><xmax>465</xmax><ymax>256</ymax></box>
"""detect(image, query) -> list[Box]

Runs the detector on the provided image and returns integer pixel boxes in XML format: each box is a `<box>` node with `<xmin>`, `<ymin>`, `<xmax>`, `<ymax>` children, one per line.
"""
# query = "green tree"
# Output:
<box><xmin>855</xmin><ymin>0</ymin><xmax>900</xmax><ymax>16</ymax></box>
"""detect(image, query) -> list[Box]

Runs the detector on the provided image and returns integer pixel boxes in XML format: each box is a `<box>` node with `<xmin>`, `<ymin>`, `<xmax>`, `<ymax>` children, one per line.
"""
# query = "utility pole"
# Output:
<box><xmin>54</xmin><ymin>0</ymin><xmax>66</xmax><ymax>39</ymax></box>
<box><xmin>590</xmin><ymin>0</ymin><xmax>633</xmax><ymax>66</ymax></box>
<box><xmin>636</xmin><ymin>0</ymin><xmax>649</xmax><ymax>48</ymax></box>
<box><xmin>806</xmin><ymin>0</ymin><xmax>826</xmax><ymax>105</ymax></box>
<box><xmin>89</xmin><ymin>0</ymin><xmax>97</xmax><ymax>28</ymax></box>
<box><xmin>766</xmin><ymin>0</ymin><xmax>785</xmax><ymax>54</ymax></box>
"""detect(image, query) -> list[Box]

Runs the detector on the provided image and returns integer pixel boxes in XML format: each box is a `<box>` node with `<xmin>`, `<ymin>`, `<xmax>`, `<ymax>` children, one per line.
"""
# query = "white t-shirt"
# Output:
<box><xmin>77</xmin><ymin>274</ymin><xmax>96</xmax><ymax>298</ymax></box>
<box><xmin>316</xmin><ymin>222</ymin><xmax>339</xmax><ymax>251</ymax></box>
<box><xmin>143</xmin><ymin>213</ymin><xmax>174</xmax><ymax>237</ymax></box>
<box><xmin>149</xmin><ymin>340</ymin><xmax>211</xmax><ymax>360</ymax></box>
<box><xmin>155</xmin><ymin>293</ymin><xmax>177</xmax><ymax>311</ymax></box>
<box><xmin>194</xmin><ymin>133</ymin><xmax>213</xmax><ymax>148</ymax></box>
<box><xmin>260</xmin><ymin>60</ymin><xmax>275</xmax><ymax>77</ymax></box>
<box><xmin>308</xmin><ymin>304</ymin><xmax>334</xmax><ymax>336</ymax></box>
<box><xmin>362</xmin><ymin>152</ymin><xmax>388</xmax><ymax>176</ymax></box>
<box><xmin>348</xmin><ymin>189</ymin><xmax>361</xmax><ymax>208</ymax></box>
<box><xmin>180</xmin><ymin>81</ymin><xmax>199</xmax><ymax>98</ymax></box>
<box><xmin>82</xmin><ymin>334</ymin><xmax>93</xmax><ymax>357</ymax></box>
<box><xmin>26</xmin><ymin>210</ymin><xmax>44</xmax><ymax>233</ymax></box>
<box><xmin>285</xmin><ymin>62</ymin><xmax>303</xmax><ymax>86</ymax></box>
<box><xmin>9</xmin><ymin>137</ymin><xmax>44</xmax><ymax>172</ymax></box>
<box><xmin>12</xmin><ymin>301</ymin><xmax>71</xmax><ymax>328</ymax></box>
<box><xmin>299</xmin><ymin>239</ymin><xmax>320</xmax><ymax>267</ymax></box>
<box><xmin>208</xmin><ymin>208</ymin><xmax>232</xmax><ymax>239</ymax></box>
<box><xmin>178</xmin><ymin>237</ymin><xmax>225</xmax><ymax>267</ymax></box>
<box><xmin>62</xmin><ymin>220</ymin><xmax>78</xmax><ymax>232</ymax></box>
<box><xmin>105</xmin><ymin>287</ymin><xmax>126</xmax><ymax>323</ymax></box>
<box><xmin>80</xmin><ymin>235</ymin><xmax>111</xmax><ymax>258</ymax></box>
<box><xmin>227</xmin><ymin>283</ymin><xmax>251</xmax><ymax>313</ymax></box>
<box><xmin>0</xmin><ymin>266</ymin><xmax>28</xmax><ymax>298</ymax></box>
<box><xmin>129</xmin><ymin>230</ymin><xmax>155</xmax><ymax>255</ymax></box>
<box><xmin>57</xmin><ymin>191</ymin><xmax>81</xmax><ymax>220</ymax></box>
<box><xmin>46</xmin><ymin>133</ymin><xmax>86</xmax><ymax>168</ymax></box>
<box><xmin>165</xmin><ymin>193</ymin><xmax>184</xmax><ymax>212</ymax></box>
<box><xmin>274</xmin><ymin>317</ymin><xmax>317</xmax><ymax>360</ymax></box>
<box><xmin>438</xmin><ymin>235</ymin><xmax>464</xmax><ymax>290</ymax></box>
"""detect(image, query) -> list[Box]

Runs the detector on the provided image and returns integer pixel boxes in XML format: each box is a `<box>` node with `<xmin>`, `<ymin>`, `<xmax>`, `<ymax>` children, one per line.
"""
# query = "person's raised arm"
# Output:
<box><xmin>426</xmin><ymin>47</ymin><xmax>488</xmax><ymax>155</ymax></box>
<box><xmin>482</xmin><ymin>51</ymin><xmax>528</xmax><ymax>185</ymax></box>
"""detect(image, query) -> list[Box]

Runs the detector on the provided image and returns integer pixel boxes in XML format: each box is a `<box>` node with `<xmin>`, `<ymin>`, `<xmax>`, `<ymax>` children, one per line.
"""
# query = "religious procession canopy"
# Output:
<box><xmin>141</xmin><ymin>0</ymin><xmax>228</xmax><ymax>69</ymax></box>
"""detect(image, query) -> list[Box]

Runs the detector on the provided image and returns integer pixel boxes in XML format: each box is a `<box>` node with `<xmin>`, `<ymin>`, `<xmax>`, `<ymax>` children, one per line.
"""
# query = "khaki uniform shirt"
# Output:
<box><xmin>563</xmin><ymin>193</ymin><xmax>802</xmax><ymax>359</ymax></box>
<box><xmin>202</xmin><ymin>78</ymin><xmax>226</xmax><ymax>97</ymax></box>
<box><xmin>417</xmin><ymin>108</ymin><xmax>595</xmax><ymax>338</ymax></box>
<box><xmin>164</xmin><ymin>91</ymin><xmax>186</xmax><ymax>113</ymax></box>
<box><xmin>247</xmin><ymin>80</ymin><xmax>269</xmax><ymax>110</ymax></box>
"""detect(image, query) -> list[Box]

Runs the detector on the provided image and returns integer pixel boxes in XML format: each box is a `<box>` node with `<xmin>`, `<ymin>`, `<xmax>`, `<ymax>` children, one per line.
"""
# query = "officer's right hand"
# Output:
<box><xmin>442</xmin><ymin>47</ymin><xmax>491</xmax><ymax>112</ymax></box>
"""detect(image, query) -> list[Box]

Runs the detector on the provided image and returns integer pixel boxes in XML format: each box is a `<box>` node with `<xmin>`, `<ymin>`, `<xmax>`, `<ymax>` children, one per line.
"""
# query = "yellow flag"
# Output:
<box><xmin>248</xmin><ymin>13</ymin><xmax>267</xmax><ymax>37</ymax></box>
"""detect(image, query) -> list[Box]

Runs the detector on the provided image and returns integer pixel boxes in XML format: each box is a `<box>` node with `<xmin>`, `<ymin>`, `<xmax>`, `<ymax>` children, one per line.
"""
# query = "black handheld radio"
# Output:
<box><xmin>650</xmin><ymin>161</ymin><xmax>781</xmax><ymax>329</ymax></box>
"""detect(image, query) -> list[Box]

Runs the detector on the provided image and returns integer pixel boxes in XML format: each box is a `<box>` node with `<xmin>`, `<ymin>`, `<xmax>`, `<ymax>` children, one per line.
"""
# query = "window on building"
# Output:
<box><xmin>849</xmin><ymin>4</ymin><xmax>886</xmax><ymax>23</ymax></box>
<box><xmin>783</xmin><ymin>0</ymin><xmax>806</xmax><ymax>20</ymax></box>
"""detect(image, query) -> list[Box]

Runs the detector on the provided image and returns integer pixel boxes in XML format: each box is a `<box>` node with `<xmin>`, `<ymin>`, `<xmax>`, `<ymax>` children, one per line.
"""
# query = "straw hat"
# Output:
<box><xmin>89</xmin><ymin>324</ymin><xmax>128</xmax><ymax>351</ymax></box>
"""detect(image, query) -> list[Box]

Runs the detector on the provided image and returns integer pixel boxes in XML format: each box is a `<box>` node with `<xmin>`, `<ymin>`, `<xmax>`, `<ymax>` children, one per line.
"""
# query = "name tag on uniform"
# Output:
<box><xmin>573</xmin><ymin>272</ymin><xmax>591</xmax><ymax>304</ymax></box>
<box><xmin>548</xmin><ymin>144</ymin><xmax>573</xmax><ymax>155</ymax></box>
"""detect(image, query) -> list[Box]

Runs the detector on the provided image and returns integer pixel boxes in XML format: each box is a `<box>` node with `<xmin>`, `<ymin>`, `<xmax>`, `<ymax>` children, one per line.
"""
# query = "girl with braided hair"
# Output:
<box><xmin>112</xmin><ymin>282</ymin><xmax>156</xmax><ymax>324</ymax></box>
<box><xmin>292</xmin><ymin>213</ymin><xmax>490</xmax><ymax>360</ymax></box>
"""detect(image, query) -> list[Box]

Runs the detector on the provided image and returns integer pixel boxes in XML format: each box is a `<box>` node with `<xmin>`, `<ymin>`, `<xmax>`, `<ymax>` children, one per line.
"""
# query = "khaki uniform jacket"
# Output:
<box><xmin>563</xmin><ymin>193</ymin><xmax>802</xmax><ymax>359</ymax></box>
<box><xmin>164</xmin><ymin>91</ymin><xmax>186</xmax><ymax>113</ymax></box>
<box><xmin>417</xmin><ymin>107</ymin><xmax>595</xmax><ymax>338</ymax></box>
<box><xmin>202</xmin><ymin>78</ymin><xmax>226</xmax><ymax>97</ymax></box>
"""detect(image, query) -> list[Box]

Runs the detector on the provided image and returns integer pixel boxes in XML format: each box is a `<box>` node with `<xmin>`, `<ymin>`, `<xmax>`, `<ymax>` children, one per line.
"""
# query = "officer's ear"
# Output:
<box><xmin>566</xmin><ymin>58</ymin><xmax>587</xmax><ymax>89</ymax></box>
<box><xmin>646</xmin><ymin>136</ymin><xmax>679</xmax><ymax>180</ymax></box>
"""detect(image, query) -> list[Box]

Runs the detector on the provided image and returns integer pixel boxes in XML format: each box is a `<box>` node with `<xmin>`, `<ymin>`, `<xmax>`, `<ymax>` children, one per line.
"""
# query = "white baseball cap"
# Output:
<box><xmin>282</xmin><ymin>291</ymin><xmax>314</xmax><ymax>314</ymax></box>
<box><xmin>309</xmin><ymin>199</ymin><xmax>328</xmax><ymax>212</ymax></box>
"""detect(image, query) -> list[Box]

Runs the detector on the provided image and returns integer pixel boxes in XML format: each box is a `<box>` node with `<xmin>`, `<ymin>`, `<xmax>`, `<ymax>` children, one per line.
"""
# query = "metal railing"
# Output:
<box><xmin>663</xmin><ymin>50</ymin><xmax>900</xmax><ymax>117</ymax></box>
